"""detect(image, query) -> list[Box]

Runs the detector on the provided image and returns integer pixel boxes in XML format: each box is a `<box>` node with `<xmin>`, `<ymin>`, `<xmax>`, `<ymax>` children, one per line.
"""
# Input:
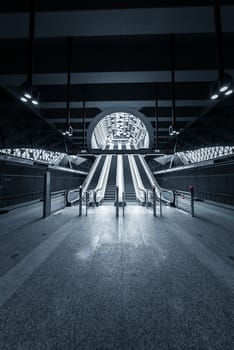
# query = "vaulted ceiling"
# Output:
<box><xmin>0</xmin><ymin>1</ymin><xmax>234</xmax><ymax>154</ymax></box>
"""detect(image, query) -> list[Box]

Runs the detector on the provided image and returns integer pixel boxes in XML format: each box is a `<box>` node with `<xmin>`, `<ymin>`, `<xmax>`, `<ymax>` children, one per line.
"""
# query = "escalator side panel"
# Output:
<box><xmin>104</xmin><ymin>155</ymin><xmax>117</xmax><ymax>202</ymax></box>
<box><xmin>123</xmin><ymin>155</ymin><xmax>136</xmax><ymax>202</ymax></box>
<box><xmin>134</xmin><ymin>156</ymin><xmax>152</xmax><ymax>190</ymax></box>
<box><xmin>88</xmin><ymin>156</ymin><xmax>106</xmax><ymax>190</ymax></box>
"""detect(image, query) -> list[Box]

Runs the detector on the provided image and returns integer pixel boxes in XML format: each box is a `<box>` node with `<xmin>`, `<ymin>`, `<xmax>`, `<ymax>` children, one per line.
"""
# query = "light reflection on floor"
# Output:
<box><xmin>87</xmin><ymin>204</ymin><xmax>153</xmax><ymax>216</ymax></box>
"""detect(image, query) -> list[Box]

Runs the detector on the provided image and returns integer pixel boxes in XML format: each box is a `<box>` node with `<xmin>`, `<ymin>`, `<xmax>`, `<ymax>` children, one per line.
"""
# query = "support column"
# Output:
<box><xmin>122</xmin><ymin>192</ymin><xmax>125</xmax><ymax>217</ymax></box>
<box><xmin>43</xmin><ymin>171</ymin><xmax>51</xmax><ymax>218</ymax></box>
<box><xmin>190</xmin><ymin>185</ymin><xmax>195</xmax><ymax>217</ymax></box>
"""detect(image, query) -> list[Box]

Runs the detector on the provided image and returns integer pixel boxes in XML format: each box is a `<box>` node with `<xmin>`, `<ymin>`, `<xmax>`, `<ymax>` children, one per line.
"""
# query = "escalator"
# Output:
<box><xmin>134</xmin><ymin>156</ymin><xmax>152</xmax><ymax>191</ymax></box>
<box><xmin>88</xmin><ymin>156</ymin><xmax>106</xmax><ymax>190</ymax></box>
<box><xmin>123</xmin><ymin>155</ymin><xmax>136</xmax><ymax>202</ymax></box>
<box><xmin>104</xmin><ymin>155</ymin><xmax>117</xmax><ymax>202</ymax></box>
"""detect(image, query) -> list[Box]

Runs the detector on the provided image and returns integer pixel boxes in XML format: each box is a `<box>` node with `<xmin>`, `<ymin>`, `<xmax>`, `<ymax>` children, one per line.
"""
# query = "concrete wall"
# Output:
<box><xmin>155</xmin><ymin>161</ymin><xmax>234</xmax><ymax>206</ymax></box>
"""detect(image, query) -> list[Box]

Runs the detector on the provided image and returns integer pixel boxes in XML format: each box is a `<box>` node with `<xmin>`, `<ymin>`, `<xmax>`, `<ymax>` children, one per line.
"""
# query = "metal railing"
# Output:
<box><xmin>138</xmin><ymin>155</ymin><xmax>175</xmax><ymax>205</ymax></box>
<box><xmin>81</xmin><ymin>155</ymin><xmax>102</xmax><ymax>194</ymax></box>
<box><xmin>84</xmin><ymin>190</ymin><xmax>95</xmax><ymax>216</ymax></box>
<box><xmin>66</xmin><ymin>188</ymin><xmax>80</xmax><ymax>205</ymax></box>
<box><xmin>173</xmin><ymin>187</ymin><xmax>195</xmax><ymax>217</ymax></box>
<box><xmin>0</xmin><ymin>189</ymin><xmax>67</xmax><ymax>211</ymax></box>
<box><xmin>195</xmin><ymin>190</ymin><xmax>234</xmax><ymax>206</ymax></box>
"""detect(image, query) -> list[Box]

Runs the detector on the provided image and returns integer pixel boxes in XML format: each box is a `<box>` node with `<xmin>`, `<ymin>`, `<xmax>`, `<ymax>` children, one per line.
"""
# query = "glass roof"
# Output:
<box><xmin>177</xmin><ymin>146</ymin><xmax>234</xmax><ymax>164</ymax></box>
<box><xmin>91</xmin><ymin>112</ymin><xmax>149</xmax><ymax>149</ymax></box>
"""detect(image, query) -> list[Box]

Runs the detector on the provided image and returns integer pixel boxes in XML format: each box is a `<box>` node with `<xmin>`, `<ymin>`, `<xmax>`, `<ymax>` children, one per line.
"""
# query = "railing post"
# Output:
<box><xmin>160</xmin><ymin>191</ymin><xmax>162</xmax><ymax>217</ymax></box>
<box><xmin>175</xmin><ymin>191</ymin><xmax>179</xmax><ymax>209</ymax></box>
<box><xmin>85</xmin><ymin>192</ymin><xmax>89</xmax><ymax>216</ymax></box>
<box><xmin>116</xmin><ymin>186</ymin><xmax>119</xmax><ymax>217</ymax></box>
<box><xmin>92</xmin><ymin>190</ymin><xmax>95</xmax><ymax>208</ymax></box>
<box><xmin>171</xmin><ymin>191</ymin><xmax>176</xmax><ymax>207</ymax></box>
<box><xmin>79</xmin><ymin>185</ymin><xmax>82</xmax><ymax>217</ymax></box>
<box><xmin>43</xmin><ymin>171</ymin><xmax>51</xmax><ymax>218</ymax></box>
<box><xmin>190</xmin><ymin>186</ymin><xmax>195</xmax><ymax>217</ymax></box>
<box><xmin>153</xmin><ymin>186</ymin><xmax>156</xmax><ymax>217</ymax></box>
<box><xmin>64</xmin><ymin>191</ymin><xmax>67</xmax><ymax>208</ymax></box>
<box><xmin>122</xmin><ymin>192</ymin><xmax>125</xmax><ymax>217</ymax></box>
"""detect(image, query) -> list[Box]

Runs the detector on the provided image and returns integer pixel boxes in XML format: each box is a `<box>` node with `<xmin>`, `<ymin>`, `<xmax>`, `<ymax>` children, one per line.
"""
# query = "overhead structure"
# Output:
<box><xmin>154</xmin><ymin>85</ymin><xmax>160</xmax><ymax>152</ymax></box>
<box><xmin>81</xmin><ymin>86</ymin><xmax>87</xmax><ymax>152</ymax></box>
<box><xmin>19</xmin><ymin>0</ymin><xmax>39</xmax><ymax>105</ymax></box>
<box><xmin>169</xmin><ymin>34</ymin><xmax>180</xmax><ymax>137</ymax></box>
<box><xmin>177</xmin><ymin>145</ymin><xmax>234</xmax><ymax>164</ymax></box>
<box><xmin>62</xmin><ymin>37</ymin><xmax>73</xmax><ymax>137</ymax></box>
<box><xmin>210</xmin><ymin>0</ymin><xmax>233</xmax><ymax>100</ymax></box>
<box><xmin>0</xmin><ymin>2</ymin><xmax>234</xmax><ymax>153</ymax></box>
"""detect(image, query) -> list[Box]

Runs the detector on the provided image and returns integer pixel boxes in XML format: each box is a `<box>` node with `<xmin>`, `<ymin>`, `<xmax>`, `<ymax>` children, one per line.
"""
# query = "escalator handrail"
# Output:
<box><xmin>95</xmin><ymin>155</ymin><xmax>112</xmax><ymax>203</ymax></box>
<box><xmin>128</xmin><ymin>155</ymin><xmax>146</xmax><ymax>204</ymax></box>
<box><xmin>82</xmin><ymin>155</ymin><xmax>102</xmax><ymax>193</ymax></box>
<box><xmin>94</xmin><ymin>144</ymin><xmax>115</xmax><ymax>204</ymax></box>
<box><xmin>138</xmin><ymin>155</ymin><xmax>174</xmax><ymax>204</ymax></box>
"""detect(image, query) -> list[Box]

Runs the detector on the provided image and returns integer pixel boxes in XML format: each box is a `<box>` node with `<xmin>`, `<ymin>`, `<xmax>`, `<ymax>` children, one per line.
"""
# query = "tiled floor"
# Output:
<box><xmin>0</xmin><ymin>202</ymin><xmax>234</xmax><ymax>349</ymax></box>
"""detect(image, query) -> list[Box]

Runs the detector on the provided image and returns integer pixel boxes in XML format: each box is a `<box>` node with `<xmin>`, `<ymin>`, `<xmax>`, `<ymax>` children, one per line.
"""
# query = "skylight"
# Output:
<box><xmin>91</xmin><ymin>112</ymin><xmax>149</xmax><ymax>149</ymax></box>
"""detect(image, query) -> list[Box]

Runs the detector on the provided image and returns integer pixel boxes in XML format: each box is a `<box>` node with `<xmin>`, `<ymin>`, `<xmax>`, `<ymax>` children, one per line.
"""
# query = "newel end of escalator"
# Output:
<box><xmin>114</xmin><ymin>201</ymin><xmax>126</xmax><ymax>207</ymax></box>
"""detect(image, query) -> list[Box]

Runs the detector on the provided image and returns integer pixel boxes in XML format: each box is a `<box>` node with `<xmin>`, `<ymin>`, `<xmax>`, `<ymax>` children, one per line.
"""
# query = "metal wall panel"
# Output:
<box><xmin>155</xmin><ymin>163</ymin><xmax>234</xmax><ymax>205</ymax></box>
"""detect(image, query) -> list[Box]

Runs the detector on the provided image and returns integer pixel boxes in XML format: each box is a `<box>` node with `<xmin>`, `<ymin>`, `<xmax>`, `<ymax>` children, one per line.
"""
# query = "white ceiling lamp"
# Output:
<box><xmin>168</xmin><ymin>34</ymin><xmax>180</xmax><ymax>137</ymax></box>
<box><xmin>209</xmin><ymin>0</ymin><xmax>233</xmax><ymax>100</ymax></box>
<box><xmin>62</xmin><ymin>37</ymin><xmax>73</xmax><ymax>138</ymax></box>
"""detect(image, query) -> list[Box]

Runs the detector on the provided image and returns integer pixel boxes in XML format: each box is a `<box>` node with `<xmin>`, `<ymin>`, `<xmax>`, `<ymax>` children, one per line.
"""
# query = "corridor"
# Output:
<box><xmin>0</xmin><ymin>203</ymin><xmax>233</xmax><ymax>349</ymax></box>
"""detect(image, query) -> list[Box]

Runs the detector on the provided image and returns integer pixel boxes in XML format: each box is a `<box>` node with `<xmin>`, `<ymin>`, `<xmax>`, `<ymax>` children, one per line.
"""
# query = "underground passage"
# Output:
<box><xmin>0</xmin><ymin>1</ymin><xmax>234</xmax><ymax>349</ymax></box>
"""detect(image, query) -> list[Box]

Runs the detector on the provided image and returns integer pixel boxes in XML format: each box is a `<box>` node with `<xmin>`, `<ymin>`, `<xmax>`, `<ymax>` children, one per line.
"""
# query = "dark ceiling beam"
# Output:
<box><xmin>2</xmin><ymin>70</ymin><xmax>234</xmax><ymax>86</ymax></box>
<box><xmin>36</xmin><ymin>100</ymin><xmax>209</xmax><ymax>109</ymax></box>
<box><xmin>1</xmin><ymin>33</ymin><xmax>234</xmax><ymax>75</ymax></box>
<box><xmin>19</xmin><ymin>81</ymin><xmax>211</xmax><ymax>98</ymax></box>
<box><xmin>2</xmin><ymin>1</ymin><xmax>234</xmax><ymax>13</ymax></box>
<box><xmin>1</xmin><ymin>7</ymin><xmax>234</xmax><ymax>39</ymax></box>
<box><xmin>48</xmin><ymin>117</ymin><xmax>196</xmax><ymax>123</ymax></box>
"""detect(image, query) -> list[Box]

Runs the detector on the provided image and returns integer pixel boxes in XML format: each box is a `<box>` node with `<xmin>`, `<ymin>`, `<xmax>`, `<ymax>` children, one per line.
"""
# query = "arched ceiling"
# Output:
<box><xmin>0</xmin><ymin>1</ymin><xmax>234</xmax><ymax>154</ymax></box>
<box><xmin>91</xmin><ymin>112</ymin><xmax>149</xmax><ymax>149</ymax></box>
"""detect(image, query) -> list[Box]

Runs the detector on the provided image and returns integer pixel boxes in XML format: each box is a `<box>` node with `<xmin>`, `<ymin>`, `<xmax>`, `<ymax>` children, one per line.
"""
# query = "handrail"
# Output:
<box><xmin>0</xmin><ymin>189</ymin><xmax>66</xmax><ymax>202</ymax></box>
<box><xmin>82</xmin><ymin>155</ymin><xmax>102</xmax><ymax>193</ymax></box>
<box><xmin>128</xmin><ymin>154</ymin><xmax>146</xmax><ymax>204</ymax></box>
<box><xmin>67</xmin><ymin>187</ymin><xmax>95</xmax><ymax>206</ymax></box>
<box><xmin>66</xmin><ymin>188</ymin><xmax>80</xmax><ymax>203</ymax></box>
<box><xmin>0</xmin><ymin>189</ymin><xmax>67</xmax><ymax>211</ymax></box>
<box><xmin>173</xmin><ymin>188</ymin><xmax>195</xmax><ymax>217</ymax></box>
<box><xmin>95</xmin><ymin>155</ymin><xmax>112</xmax><ymax>204</ymax></box>
<box><xmin>83</xmin><ymin>190</ymin><xmax>95</xmax><ymax>215</ymax></box>
<box><xmin>0</xmin><ymin>191</ymin><xmax>43</xmax><ymax>199</ymax></box>
<box><xmin>94</xmin><ymin>144</ymin><xmax>115</xmax><ymax>204</ymax></box>
<box><xmin>138</xmin><ymin>155</ymin><xmax>174</xmax><ymax>205</ymax></box>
